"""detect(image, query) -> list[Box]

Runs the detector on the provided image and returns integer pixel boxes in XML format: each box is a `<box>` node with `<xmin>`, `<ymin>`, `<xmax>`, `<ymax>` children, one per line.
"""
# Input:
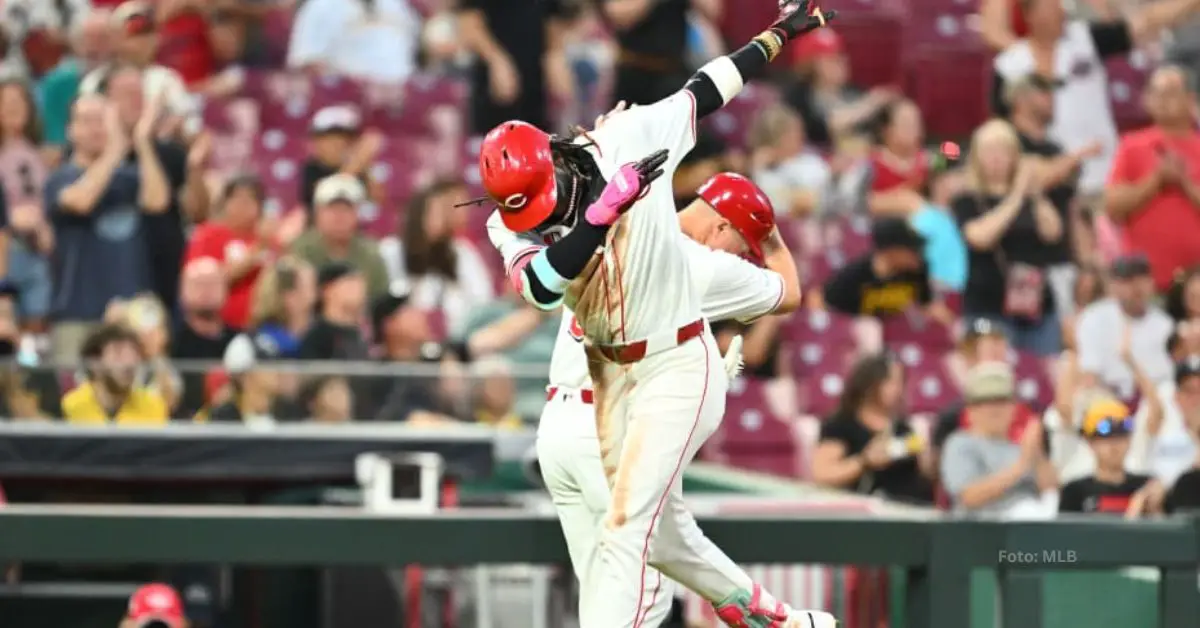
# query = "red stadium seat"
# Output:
<box><xmin>904</xmin><ymin>360</ymin><xmax>959</xmax><ymax>414</ymax></box>
<box><xmin>1012</xmin><ymin>350</ymin><xmax>1055</xmax><ymax>411</ymax></box>
<box><xmin>905</xmin><ymin>46</ymin><xmax>992</xmax><ymax>139</ymax></box>
<box><xmin>822</xmin><ymin>12</ymin><xmax>906</xmax><ymax>87</ymax></box>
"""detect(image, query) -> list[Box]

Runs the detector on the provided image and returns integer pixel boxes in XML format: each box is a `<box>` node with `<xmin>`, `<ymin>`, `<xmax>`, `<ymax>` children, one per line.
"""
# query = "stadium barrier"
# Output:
<box><xmin>0</xmin><ymin>504</ymin><xmax>1197</xmax><ymax>628</ymax></box>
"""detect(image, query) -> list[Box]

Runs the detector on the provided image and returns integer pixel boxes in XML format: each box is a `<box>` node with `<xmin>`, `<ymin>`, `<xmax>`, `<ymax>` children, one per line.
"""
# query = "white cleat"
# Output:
<box><xmin>783</xmin><ymin>609</ymin><xmax>838</xmax><ymax>628</ymax></box>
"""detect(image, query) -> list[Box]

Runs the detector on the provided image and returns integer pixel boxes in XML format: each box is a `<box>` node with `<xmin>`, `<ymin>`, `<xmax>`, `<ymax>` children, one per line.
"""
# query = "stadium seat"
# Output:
<box><xmin>1106</xmin><ymin>53</ymin><xmax>1152</xmax><ymax>132</ymax></box>
<box><xmin>821</xmin><ymin>12</ymin><xmax>906</xmax><ymax>87</ymax></box>
<box><xmin>904</xmin><ymin>360</ymin><xmax>958</xmax><ymax>414</ymax></box>
<box><xmin>781</xmin><ymin>309</ymin><xmax>856</xmax><ymax>345</ymax></box>
<box><xmin>1012</xmin><ymin>350</ymin><xmax>1054</xmax><ymax>410</ymax></box>
<box><xmin>796</xmin><ymin>364</ymin><xmax>846</xmax><ymax>416</ymax></box>
<box><xmin>905</xmin><ymin>46</ymin><xmax>991</xmax><ymax>139</ymax></box>
<box><xmin>716</xmin><ymin>377</ymin><xmax>804</xmax><ymax>476</ymax></box>
<box><xmin>880</xmin><ymin>314</ymin><xmax>954</xmax><ymax>355</ymax></box>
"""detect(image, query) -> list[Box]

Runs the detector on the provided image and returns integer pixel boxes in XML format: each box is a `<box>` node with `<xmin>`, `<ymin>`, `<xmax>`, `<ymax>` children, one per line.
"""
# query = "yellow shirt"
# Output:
<box><xmin>61</xmin><ymin>381</ymin><xmax>170</xmax><ymax>426</ymax></box>
<box><xmin>474</xmin><ymin>410</ymin><xmax>523</xmax><ymax>430</ymax></box>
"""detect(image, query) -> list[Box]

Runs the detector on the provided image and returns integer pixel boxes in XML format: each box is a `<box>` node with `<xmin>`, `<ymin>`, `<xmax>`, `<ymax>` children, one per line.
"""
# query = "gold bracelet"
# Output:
<box><xmin>752</xmin><ymin>31</ymin><xmax>783</xmax><ymax>62</ymax></box>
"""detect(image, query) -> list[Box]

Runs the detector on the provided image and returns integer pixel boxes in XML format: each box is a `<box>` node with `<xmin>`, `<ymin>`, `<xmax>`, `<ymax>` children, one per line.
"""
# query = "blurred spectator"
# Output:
<box><xmin>1076</xmin><ymin>254</ymin><xmax>1173</xmax><ymax>396</ymax></box>
<box><xmin>1006</xmin><ymin>74</ymin><xmax>1098</xmax><ymax>306</ymax></box>
<box><xmin>940</xmin><ymin>362</ymin><xmax>1058</xmax><ymax>516</ymax></box>
<box><xmin>0</xmin><ymin>284</ymin><xmax>46</xmax><ymax>420</ymax></box>
<box><xmin>990</xmin><ymin>0</ymin><xmax>1200</xmax><ymax>198</ymax></box>
<box><xmin>80</xmin><ymin>2</ymin><xmax>193</xmax><ymax>127</ymax></box>
<box><xmin>811</xmin><ymin>353</ymin><xmax>934</xmax><ymax>504</ymax></box>
<box><xmin>113</xmin><ymin>293</ymin><xmax>181</xmax><ymax>413</ymax></box>
<box><xmin>672</xmin><ymin>132</ymin><xmax>728</xmax><ymax>207</ymax></box>
<box><xmin>1128</xmin><ymin>355</ymin><xmax>1200</xmax><ymax>487</ymax></box>
<box><xmin>953</xmin><ymin>119</ymin><xmax>1063</xmax><ymax>356</ymax></box>
<box><xmin>185</xmin><ymin>173</ymin><xmax>272</xmax><ymax>329</ymax></box>
<box><xmin>822</xmin><ymin>218</ymin><xmax>937</xmax><ymax>319</ymax></box>
<box><xmin>1061</xmin><ymin>263</ymin><xmax>1106</xmax><ymax>349</ymax></box>
<box><xmin>300</xmin><ymin>105</ymin><xmax>382</xmax><ymax>216</ymax></box>
<box><xmin>298</xmin><ymin>262</ymin><xmax>369</xmax><ymax>362</ymax></box>
<box><xmin>45</xmin><ymin>94</ymin><xmax>160</xmax><ymax>361</ymax></box>
<box><xmin>600</xmin><ymin>0</ymin><xmax>704</xmax><ymax>106</ymax></box>
<box><xmin>120</xmin><ymin>582</ymin><xmax>188</xmax><ymax>628</ymax></box>
<box><xmin>287</xmin><ymin>0</ymin><xmax>421</xmax><ymax>84</ymax></box>
<box><xmin>40</xmin><ymin>10</ymin><xmax>112</xmax><ymax>157</ymax></box>
<box><xmin>250</xmin><ymin>256</ymin><xmax>317</xmax><ymax>359</ymax></box>
<box><xmin>210</xmin><ymin>0</ymin><xmax>291</xmax><ymax>68</ymax></box>
<box><xmin>292</xmin><ymin>174</ymin><xmax>389</xmax><ymax>298</ymax></box>
<box><xmin>458</xmin><ymin>0</ymin><xmax>574</xmax><ymax>133</ymax></box>
<box><xmin>451</xmin><ymin>294</ymin><xmax>558</xmax><ymax>417</ymax></box>
<box><xmin>934</xmin><ymin>319</ymin><xmax>1035</xmax><ymax>449</ymax></box>
<box><xmin>1106</xmin><ymin>66</ymin><xmax>1200</xmax><ymax>292</ymax></box>
<box><xmin>1060</xmin><ymin>398</ymin><xmax>1163</xmax><ymax>516</ymax></box>
<box><xmin>747</xmin><ymin>104</ymin><xmax>830</xmax><ymax>218</ymax></box>
<box><xmin>866</xmin><ymin>100</ymin><xmax>929</xmax><ymax>217</ymax></box>
<box><xmin>0</xmin><ymin>79</ymin><xmax>53</xmax><ymax>329</ymax></box>
<box><xmin>471</xmin><ymin>355</ymin><xmax>522</xmax><ymax>428</ymax></box>
<box><xmin>367</xmin><ymin>284</ymin><xmax>454</xmax><ymax>424</ymax></box>
<box><xmin>782</xmin><ymin>29</ymin><xmax>895</xmax><ymax>148</ymax></box>
<box><xmin>379</xmin><ymin>179</ymin><xmax>494</xmax><ymax>334</ymax></box>
<box><xmin>910</xmin><ymin>168</ymin><xmax>968</xmax><ymax>293</ymax></box>
<box><xmin>1167</xmin><ymin>266</ymin><xmax>1200</xmax><ymax>323</ymax></box>
<box><xmin>107</xmin><ymin>63</ymin><xmax>209</xmax><ymax>306</ymax></box>
<box><xmin>171</xmin><ymin>258</ymin><xmax>238</xmax><ymax>416</ymax></box>
<box><xmin>211</xmin><ymin>332</ymin><xmax>281</xmax><ymax>425</ymax></box>
<box><xmin>62</xmin><ymin>323</ymin><xmax>168</xmax><ymax>425</ymax></box>
<box><xmin>154</xmin><ymin>0</ymin><xmax>218</xmax><ymax>89</ymax></box>
<box><xmin>301</xmin><ymin>375</ymin><xmax>353</xmax><ymax>423</ymax></box>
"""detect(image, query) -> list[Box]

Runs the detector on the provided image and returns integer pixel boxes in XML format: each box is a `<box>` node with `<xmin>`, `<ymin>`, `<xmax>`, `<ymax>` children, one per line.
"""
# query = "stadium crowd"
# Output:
<box><xmin>0</xmin><ymin>0</ymin><xmax>1196</xmax><ymax>549</ymax></box>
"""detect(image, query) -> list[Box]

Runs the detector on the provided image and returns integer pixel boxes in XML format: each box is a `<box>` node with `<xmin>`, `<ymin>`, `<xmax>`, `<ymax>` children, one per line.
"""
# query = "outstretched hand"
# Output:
<box><xmin>584</xmin><ymin>149</ymin><xmax>669</xmax><ymax>227</ymax></box>
<box><xmin>774</xmin><ymin>0</ymin><xmax>837</xmax><ymax>40</ymax></box>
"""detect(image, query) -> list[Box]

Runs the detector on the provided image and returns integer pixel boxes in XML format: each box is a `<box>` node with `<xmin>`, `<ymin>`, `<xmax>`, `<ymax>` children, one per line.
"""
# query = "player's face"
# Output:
<box><xmin>706</xmin><ymin>221</ymin><xmax>750</xmax><ymax>257</ymax></box>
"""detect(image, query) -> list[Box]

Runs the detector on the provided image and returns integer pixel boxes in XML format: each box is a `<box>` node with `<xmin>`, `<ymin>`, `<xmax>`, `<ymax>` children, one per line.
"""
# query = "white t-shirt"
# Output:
<box><xmin>541</xmin><ymin>236</ymin><xmax>784</xmax><ymax>437</ymax></box>
<box><xmin>752</xmin><ymin>152</ymin><xmax>832</xmax><ymax>216</ymax></box>
<box><xmin>486</xmin><ymin>90</ymin><xmax>700</xmax><ymax>343</ymax></box>
<box><xmin>1127</xmin><ymin>381</ymin><xmax>1199</xmax><ymax>485</ymax></box>
<box><xmin>1075</xmin><ymin>298</ymin><xmax>1174</xmax><ymax>396</ymax></box>
<box><xmin>378</xmin><ymin>236</ymin><xmax>496</xmax><ymax>335</ymax></box>
<box><xmin>287</xmin><ymin>0</ymin><xmax>421</xmax><ymax>84</ymax></box>
<box><xmin>994</xmin><ymin>21</ymin><xmax>1123</xmax><ymax>194</ymax></box>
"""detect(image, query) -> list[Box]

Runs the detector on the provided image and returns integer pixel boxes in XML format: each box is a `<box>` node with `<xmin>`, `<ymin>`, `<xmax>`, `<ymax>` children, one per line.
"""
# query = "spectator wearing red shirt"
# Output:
<box><xmin>1105</xmin><ymin>65</ymin><xmax>1200</xmax><ymax>292</ymax></box>
<box><xmin>154</xmin><ymin>0</ymin><xmax>217</xmax><ymax>88</ymax></box>
<box><xmin>866</xmin><ymin>99</ymin><xmax>930</xmax><ymax>217</ymax></box>
<box><xmin>185</xmin><ymin>174</ymin><xmax>270</xmax><ymax>329</ymax></box>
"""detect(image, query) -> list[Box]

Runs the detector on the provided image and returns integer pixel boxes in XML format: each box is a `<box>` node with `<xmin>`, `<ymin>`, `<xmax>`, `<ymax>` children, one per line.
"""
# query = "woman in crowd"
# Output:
<box><xmin>0</xmin><ymin>80</ymin><xmax>53</xmax><ymax>332</ymax></box>
<box><xmin>378</xmin><ymin>179</ymin><xmax>494</xmax><ymax>334</ymax></box>
<box><xmin>811</xmin><ymin>352</ymin><xmax>935</xmax><ymax>504</ymax></box>
<box><xmin>865</xmin><ymin>99</ymin><xmax>930</xmax><ymax>216</ymax></box>
<box><xmin>109</xmin><ymin>294</ymin><xmax>182</xmax><ymax>414</ymax></box>
<box><xmin>781</xmin><ymin>28</ymin><xmax>897</xmax><ymax>148</ymax></box>
<box><xmin>301</xmin><ymin>375</ymin><xmax>353</xmax><ymax>423</ymax></box>
<box><xmin>747</xmin><ymin>104</ymin><xmax>832</xmax><ymax>217</ymax></box>
<box><xmin>1062</xmin><ymin>263</ymin><xmax>1106</xmax><ymax>348</ymax></box>
<box><xmin>952</xmin><ymin>119</ymin><xmax>1063</xmax><ymax>356</ymax></box>
<box><xmin>249</xmin><ymin>256</ymin><xmax>317</xmax><ymax>359</ymax></box>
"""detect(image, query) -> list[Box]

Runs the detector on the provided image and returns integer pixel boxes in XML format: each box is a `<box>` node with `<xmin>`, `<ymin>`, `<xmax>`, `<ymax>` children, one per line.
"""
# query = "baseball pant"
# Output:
<box><xmin>560</xmin><ymin>333</ymin><xmax>766</xmax><ymax>628</ymax></box>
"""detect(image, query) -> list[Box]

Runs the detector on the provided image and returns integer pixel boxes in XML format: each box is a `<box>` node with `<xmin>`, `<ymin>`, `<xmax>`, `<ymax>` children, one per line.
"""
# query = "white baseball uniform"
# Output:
<box><xmin>538</xmin><ymin>236</ymin><xmax>785</xmax><ymax>626</ymax></box>
<box><xmin>487</xmin><ymin>91</ymin><xmax>782</xmax><ymax>628</ymax></box>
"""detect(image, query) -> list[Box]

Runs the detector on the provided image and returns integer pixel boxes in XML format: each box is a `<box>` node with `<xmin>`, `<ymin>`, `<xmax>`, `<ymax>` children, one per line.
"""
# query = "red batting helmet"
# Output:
<box><xmin>479</xmin><ymin>120</ymin><xmax>557</xmax><ymax>233</ymax></box>
<box><xmin>696</xmin><ymin>173</ymin><xmax>775</xmax><ymax>264</ymax></box>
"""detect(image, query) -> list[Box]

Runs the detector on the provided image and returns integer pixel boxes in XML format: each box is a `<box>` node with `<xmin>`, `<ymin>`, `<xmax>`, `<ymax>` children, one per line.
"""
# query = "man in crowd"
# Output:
<box><xmin>300</xmin><ymin>106</ymin><xmax>381</xmax><ymax>217</ymax></box>
<box><xmin>45</xmin><ymin>93</ymin><xmax>165</xmax><ymax>360</ymax></box>
<box><xmin>61</xmin><ymin>324</ymin><xmax>168</xmax><ymax>424</ymax></box>
<box><xmin>287</xmin><ymin>0</ymin><xmax>421</xmax><ymax>84</ymax></box>
<box><xmin>941</xmin><ymin>362</ymin><xmax>1059</xmax><ymax>516</ymax></box>
<box><xmin>298</xmin><ymin>262</ymin><xmax>369</xmax><ymax>362</ymax></box>
<box><xmin>41</xmin><ymin>9</ymin><xmax>114</xmax><ymax>157</ymax></box>
<box><xmin>1059</xmin><ymin>398</ymin><xmax>1163</xmax><ymax>516</ymax></box>
<box><xmin>170</xmin><ymin>257</ymin><xmax>238</xmax><ymax>417</ymax></box>
<box><xmin>291</xmin><ymin>174</ymin><xmax>389</xmax><ymax>298</ymax></box>
<box><xmin>1076</xmin><ymin>254</ymin><xmax>1174</xmax><ymax>398</ymax></box>
<box><xmin>601</xmin><ymin>0</ymin><xmax>719</xmax><ymax>106</ymax></box>
<box><xmin>366</xmin><ymin>283</ymin><xmax>455</xmax><ymax>424</ymax></box>
<box><xmin>1106</xmin><ymin>65</ymin><xmax>1200</xmax><ymax>291</ymax></box>
<box><xmin>822</xmin><ymin>217</ymin><xmax>940</xmax><ymax>319</ymax></box>
<box><xmin>212</xmin><ymin>331</ymin><xmax>283</xmax><ymax>424</ymax></box>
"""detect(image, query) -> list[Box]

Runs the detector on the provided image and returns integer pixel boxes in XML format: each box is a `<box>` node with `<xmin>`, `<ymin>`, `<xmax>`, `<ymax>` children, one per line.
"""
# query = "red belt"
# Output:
<box><xmin>592</xmin><ymin>319</ymin><xmax>705</xmax><ymax>364</ymax></box>
<box><xmin>546</xmin><ymin>387</ymin><xmax>594</xmax><ymax>404</ymax></box>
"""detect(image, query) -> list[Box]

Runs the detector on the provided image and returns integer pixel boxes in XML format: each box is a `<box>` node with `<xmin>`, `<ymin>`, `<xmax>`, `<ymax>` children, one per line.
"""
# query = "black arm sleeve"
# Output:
<box><xmin>684</xmin><ymin>39</ymin><xmax>773</xmax><ymax>119</ymax></box>
<box><xmin>520</xmin><ymin>220</ymin><xmax>610</xmax><ymax>305</ymax></box>
<box><xmin>1090</xmin><ymin>20</ymin><xmax>1134</xmax><ymax>58</ymax></box>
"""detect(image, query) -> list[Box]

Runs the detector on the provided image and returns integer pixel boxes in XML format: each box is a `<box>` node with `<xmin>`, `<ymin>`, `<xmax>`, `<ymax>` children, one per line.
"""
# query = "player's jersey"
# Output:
<box><xmin>547</xmin><ymin>236</ymin><xmax>784</xmax><ymax>395</ymax></box>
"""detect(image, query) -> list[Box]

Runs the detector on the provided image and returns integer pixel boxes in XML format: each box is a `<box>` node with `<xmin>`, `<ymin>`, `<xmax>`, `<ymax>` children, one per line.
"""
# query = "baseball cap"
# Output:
<box><xmin>1110</xmin><ymin>253</ymin><xmax>1152</xmax><ymax>280</ymax></box>
<box><xmin>317</xmin><ymin>261</ymin><xmax>360</xmax><ymax>289</ymax></box>
<box><xmin>223</xmin><ymin>332</ymin><xmax>282</xmax><ymax>374</ymax></box>
<box><xmin>313</xmin><ymin>174</ymin><xmax>365</xmax><ymax>207</ymax></box>
<box><xmin>962</xmin><ymin>317</ymin><xmax>1007</xmax><ymax>343</ymax></box>
<box><xmin>113</xmin><ymin>2</ymin><xmax>155</xmax><ymax>36</ymax></box>
<box><xmin>126</xmin><ymin>583</ymin><xmax>185</xmax><ymax>628</ymax></box>
<box><xmin>792</xmin><ymin>28</ymin><xmax>844</xmax><ymax>63</ymax></box>
<box><xmin>371</xmin><ymin>280</ymin><xmax>413</xmax><ymax>339</ymax></box>
<box><xmin>871</xmin><ymin>217</ymin><xmax>925</xmax><ymax>252</ymax></box>
<box><xmin>1080</xmin><ymin>398</ymin><xmax>1133</xmax><ymax>438</ymax></box>
<box><xmin>1003</xmin><ymin>73</ymin><xmax>1062</xmax><ymax>105</ymax></box>
<box><xmin>1176</xmin><ymin>354</ymin><xmax>1200</xmax><ymax>384</ymax></box>
<box><xmin>963</xmin><ymin>362</ymin><xmax>1015</xmax><ymax>405</ymax></box>
<box><xmin>310</xmin><ymin>105</ymin><xmax>361</xmax><ymax>135</ymax></box>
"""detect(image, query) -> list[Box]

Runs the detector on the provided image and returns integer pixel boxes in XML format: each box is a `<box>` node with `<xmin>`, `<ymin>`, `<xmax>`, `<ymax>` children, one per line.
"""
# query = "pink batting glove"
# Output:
<box><xmin>583</xmin><ymin>149</ymin><xmax>668</xmax><ymax>227</ymax></box>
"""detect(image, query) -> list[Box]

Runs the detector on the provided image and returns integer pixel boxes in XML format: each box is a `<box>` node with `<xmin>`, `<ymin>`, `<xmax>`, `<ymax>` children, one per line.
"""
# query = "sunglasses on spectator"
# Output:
<box><xmin>1083</xmin><ymin>416</ymin><xmax>1133</xmax><ymax>438</ymax></box>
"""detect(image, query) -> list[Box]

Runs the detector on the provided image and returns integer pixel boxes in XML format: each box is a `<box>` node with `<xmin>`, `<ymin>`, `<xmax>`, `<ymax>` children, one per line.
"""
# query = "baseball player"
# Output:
<box><xmin>534</xmin><ymin>172</ymin><xmax>833</xmax><ymax>628</ymax></box>
<box><xmin>479</xmin><ymin>3</ymin><xmax>837</xmax><ymax>626</ymax></box>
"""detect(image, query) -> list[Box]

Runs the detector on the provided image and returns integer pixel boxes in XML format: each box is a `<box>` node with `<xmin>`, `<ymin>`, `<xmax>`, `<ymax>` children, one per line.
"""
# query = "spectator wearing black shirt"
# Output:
<box><xmin>811</xmin><ymin>353</ymin><xmax>935</xmax><ymax>504</ymax></box>
<box><xmin>952</xmin><ymin>119</ymin><xmax>1063</xmax><ymax>356</ymax></box>
<box><xmin>822</xmin><ymin>217</ymin><xmax>934</xmax><ymax>318</ymax></box>
<box><xmin>458</xmin><ymin>0</ymin><xmax>574</xmax><ymax>134</ymax></box>
<box><xmin>1005</xmin><ymin>74</ymin><xmax>1101</xmax><ymax>313</ymax></box>
<box><xmin>599</xmin><ymin>0</ymin><xmax>705</xmax><ymax>107</ymax></box>
<box><xmin>367</xmin><ymin>284</ymin><xmax>455</xmax><ymax>425</ymax></box>
<box><xmin>298</xmin><ymin>262</ymin><xmax>369</xmax><ymax>363</ymax></box>
<box><xmin>299</xmin><ymin>105</ymin><xmax>381</xmax><ymax>217</ymax></box>
<box><xmin>171</xmin><ymin>258</ymin><xmax>239</xmax><ymax>416</ymax></box>
<box><xmin>1060</xmin><ymin>398</ymin><xmax>1163</xmax><ymax>516</ymax></box>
